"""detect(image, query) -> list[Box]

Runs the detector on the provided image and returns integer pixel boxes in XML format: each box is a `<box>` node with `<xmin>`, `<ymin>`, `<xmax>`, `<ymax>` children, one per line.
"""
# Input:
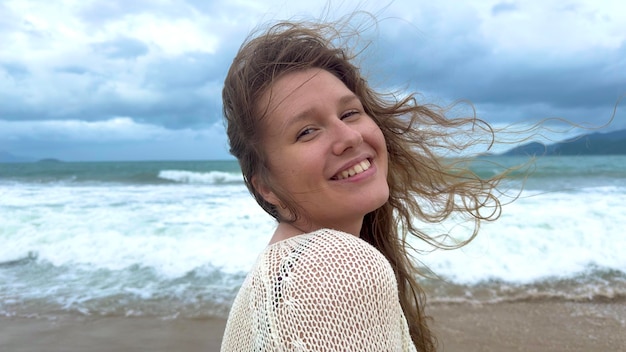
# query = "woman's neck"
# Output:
<box><xmin>268</xmin><ymin>220</ymin><xmax>362</xmax><ymax>245</ymax></box>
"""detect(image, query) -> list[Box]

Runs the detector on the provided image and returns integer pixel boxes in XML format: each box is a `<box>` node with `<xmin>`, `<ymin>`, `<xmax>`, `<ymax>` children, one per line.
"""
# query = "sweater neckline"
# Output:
<box><xmin>265</xmin><ymin>228</ymin><xmax>358</xmax><ymax>249</ymax></box>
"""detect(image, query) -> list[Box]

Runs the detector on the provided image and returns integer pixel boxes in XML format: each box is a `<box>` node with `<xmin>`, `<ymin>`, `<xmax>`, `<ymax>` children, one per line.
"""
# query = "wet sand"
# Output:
<box><xmin>2</xmin><ymin>301</ymin><xmax>624</xmax><ymax>352</ymax></box>
<box><xmin>429</xmin><ymin>301</ymin><xmax>626</xmax><ymax>352</ymax></box>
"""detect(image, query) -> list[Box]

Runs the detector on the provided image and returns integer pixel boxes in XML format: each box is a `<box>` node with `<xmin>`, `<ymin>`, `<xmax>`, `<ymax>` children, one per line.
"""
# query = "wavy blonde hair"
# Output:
<box><xmin>223</xmin><ymin>17</ymin><xmax>511</xmax><ymax>352</ymax></box>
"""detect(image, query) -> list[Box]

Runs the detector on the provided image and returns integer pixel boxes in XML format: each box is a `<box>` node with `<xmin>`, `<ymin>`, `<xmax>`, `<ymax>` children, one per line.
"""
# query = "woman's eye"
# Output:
<box><xmin>341</xmin><ymin>110</ymin><xmax>359</xmax><ymax>120</ymax></box>
<box><xmin>296</xmin><ymin>128</ymin><xmax>315</xmax><ymax>140</ymax></box>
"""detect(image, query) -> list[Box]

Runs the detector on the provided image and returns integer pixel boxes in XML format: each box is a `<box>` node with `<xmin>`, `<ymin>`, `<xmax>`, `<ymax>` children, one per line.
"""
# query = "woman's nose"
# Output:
<box><xmin>331</xmin><ymin>121</ymin><xmax>363</xmax><ymax>155</ymax></box>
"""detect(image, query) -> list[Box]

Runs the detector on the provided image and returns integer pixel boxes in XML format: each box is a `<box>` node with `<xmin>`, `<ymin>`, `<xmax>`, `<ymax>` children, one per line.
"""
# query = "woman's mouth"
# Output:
<box><xmin>332</xmin><ymin>159</ymin><xmax>372</xmax><ymax>180</ymax></box>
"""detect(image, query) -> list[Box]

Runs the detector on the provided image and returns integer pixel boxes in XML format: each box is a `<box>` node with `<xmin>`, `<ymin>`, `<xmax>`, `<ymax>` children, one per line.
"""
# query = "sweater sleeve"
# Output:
<box><xmin>248</xmin><ymin>229</ymin><xmax>412</xmax><ymax>351</ymax></box>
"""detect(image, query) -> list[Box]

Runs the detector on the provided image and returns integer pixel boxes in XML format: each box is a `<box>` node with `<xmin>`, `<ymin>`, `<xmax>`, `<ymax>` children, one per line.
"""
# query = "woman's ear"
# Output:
<box><xmin>251</xmin><ymin>175</ymin><xmax>282</xmax><ymax>207</ymax></box>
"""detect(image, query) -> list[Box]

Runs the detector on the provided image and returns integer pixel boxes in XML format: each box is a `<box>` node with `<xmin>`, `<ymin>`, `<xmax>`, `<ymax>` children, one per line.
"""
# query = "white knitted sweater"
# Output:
<box><xmin>221</xmin><ymin>228</ymin><xmax>417</xmax><ymax>351</ymax></box>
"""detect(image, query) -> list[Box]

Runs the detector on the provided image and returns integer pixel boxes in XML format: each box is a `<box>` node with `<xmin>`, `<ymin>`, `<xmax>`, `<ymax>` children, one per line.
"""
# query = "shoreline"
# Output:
<box><xmin>2</xmin><ymin>300</ymin><xmax>625</xmax><ymax>351</ymax></box>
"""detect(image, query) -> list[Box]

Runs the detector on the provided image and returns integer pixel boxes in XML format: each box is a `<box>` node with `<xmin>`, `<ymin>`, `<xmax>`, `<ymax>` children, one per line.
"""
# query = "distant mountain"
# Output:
<box><xmin>0</xmin><ymin>151</ymin><xmax>34</xmax><ymax>163</ymax></box>
<box><xmin>501</xmin><ymin>129</ymin><xmax>626</xmax><ymax>156</ymax></box>
<box><xmin>37</xmin><ymin>158</ymin><xmax>63</xmax><ymax>163</ymax></box>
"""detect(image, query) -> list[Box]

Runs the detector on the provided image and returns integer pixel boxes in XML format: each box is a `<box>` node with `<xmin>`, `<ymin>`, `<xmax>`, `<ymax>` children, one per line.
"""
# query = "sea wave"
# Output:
<box><xmin>2</xmin><ymin>264</ymin><xmax>624</xmax><ymax>320</ymax></box>
<box><xmin>425</xmin><ymin>268</ymin><xmax>626</xmax><ymax>305</ymax></box>
<box><xmin>0</xmin><ymin>161</ymin><xmax>245</xmax><ymax>186</ymax></box>
<box><xmin>158</xmin><ymin>170</ymin><xmax>243</xmax><ymax>185</ymax></box>
<box><xmin>0</xmin><ymin>251</ymin><xmax>38</xmax><ymax>267</ymax></box>
<box><xmin>0</xmin><ymin>263</ymin><xmax>245</xmax><ymax>320</ymax></box>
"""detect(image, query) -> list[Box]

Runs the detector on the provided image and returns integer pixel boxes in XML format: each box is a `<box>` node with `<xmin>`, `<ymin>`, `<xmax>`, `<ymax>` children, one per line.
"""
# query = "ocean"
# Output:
<box><xmin>1</xmin><ymin>156</ymin><xmax>625</xmax><ymax>321</ymax></box>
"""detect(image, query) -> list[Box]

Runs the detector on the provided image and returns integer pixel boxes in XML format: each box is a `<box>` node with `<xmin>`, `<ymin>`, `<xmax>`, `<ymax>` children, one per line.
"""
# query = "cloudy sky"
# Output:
<box><xmin>1</xmin><ymin>0</ymin><xmax>625</xmax><ymax>161</ymax></box>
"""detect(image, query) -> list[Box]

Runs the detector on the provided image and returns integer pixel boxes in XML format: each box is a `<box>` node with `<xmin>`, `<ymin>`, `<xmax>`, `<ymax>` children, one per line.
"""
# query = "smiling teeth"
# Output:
<box><xmin>336</xmin><ymin>160</ymin><xmax>371</xmax><ymax>180</ymax></box>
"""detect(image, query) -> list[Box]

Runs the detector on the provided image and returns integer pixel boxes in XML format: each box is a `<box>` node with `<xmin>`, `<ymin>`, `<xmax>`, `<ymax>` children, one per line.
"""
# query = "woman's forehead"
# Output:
<box><xmin>258</xmin><ymin>69</ymin><xmax>352</xmax><ymax>117</ymax></box>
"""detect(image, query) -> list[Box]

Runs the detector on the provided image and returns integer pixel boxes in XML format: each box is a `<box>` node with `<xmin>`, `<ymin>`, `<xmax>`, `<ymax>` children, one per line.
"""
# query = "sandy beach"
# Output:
<box><xmin>2</xmin><ymin>300</ymin><xmax>624</xmax><ymax>352</ymax></box>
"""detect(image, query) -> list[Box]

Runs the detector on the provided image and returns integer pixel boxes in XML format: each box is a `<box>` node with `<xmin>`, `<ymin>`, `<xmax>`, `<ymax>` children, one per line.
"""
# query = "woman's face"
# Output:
<box><xmin>255</xmin><ymin>68</ymin><xmax>389</xmax><ymax>235</ymax></box>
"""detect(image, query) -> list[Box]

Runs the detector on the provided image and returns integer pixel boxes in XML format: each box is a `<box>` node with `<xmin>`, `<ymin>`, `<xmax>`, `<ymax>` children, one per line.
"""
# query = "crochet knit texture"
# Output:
<box><xmin>221</xmin><ymin>228</ymin><xmax>417</xmax><ymax>351</ymax></box>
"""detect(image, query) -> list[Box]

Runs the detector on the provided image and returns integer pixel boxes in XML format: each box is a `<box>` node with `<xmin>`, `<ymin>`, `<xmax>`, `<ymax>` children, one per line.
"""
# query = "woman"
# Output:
<box><xmin>221</xmin><ymin>18</ymin><xmax>506</xmax><ymax>351</ymax></box>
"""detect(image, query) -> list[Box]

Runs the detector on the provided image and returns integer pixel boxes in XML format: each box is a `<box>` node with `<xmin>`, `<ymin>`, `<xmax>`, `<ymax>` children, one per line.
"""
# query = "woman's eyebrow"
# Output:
<box><xmin>338</xmin><ymin>93</ymin><xmax>360</xmax><ymax>106</ymax></box>
<box><xmin>281</xmin><ymin>107</ymin><xmax>316</xmax><ymax>132</ymax></box>
<box><xmin>279</xmin><ymin>93</ymin><xmax>361</xmax><ymax>133</ymax></box>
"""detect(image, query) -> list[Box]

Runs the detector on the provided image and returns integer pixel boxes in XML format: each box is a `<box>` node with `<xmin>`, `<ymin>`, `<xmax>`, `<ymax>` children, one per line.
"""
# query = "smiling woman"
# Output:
<box><xmin>253</xmin><ymin>69</ymin><xmax>390</xmax><ymax>238</ymax></box>
<box><xmin>219</xmin><ymin>15</ymin><xmax>513</xmax><ymax>352</ymax></box>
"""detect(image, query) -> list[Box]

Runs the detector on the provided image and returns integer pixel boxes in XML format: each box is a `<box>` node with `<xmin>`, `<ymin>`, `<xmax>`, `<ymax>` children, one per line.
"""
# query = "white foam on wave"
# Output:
<box><xmin>3</xmin><ymin>184</ymin><xmax>625</xmax><ymax>283</ymax></box>
<box><xmin>416</xmin><ymin>187</ymin><xmax>626</xmax><ymax>284</ymax></box>
<box><xmin>0</xmin><ymin>183</ymin><xmax>272</xmax><ymax>278</ymax></box>
<box><xmin>158</xmin><ymin>170</ymin><xmax>243</xmax><ymax>184</ymax></box>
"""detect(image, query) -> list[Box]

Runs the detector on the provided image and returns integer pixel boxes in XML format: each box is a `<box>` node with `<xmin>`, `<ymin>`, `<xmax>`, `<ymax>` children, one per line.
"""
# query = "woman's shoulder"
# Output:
<box><xmin>256</xmin><ymin>228</ymin><xmax>393</xmax><ymax>280</ymax></box>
